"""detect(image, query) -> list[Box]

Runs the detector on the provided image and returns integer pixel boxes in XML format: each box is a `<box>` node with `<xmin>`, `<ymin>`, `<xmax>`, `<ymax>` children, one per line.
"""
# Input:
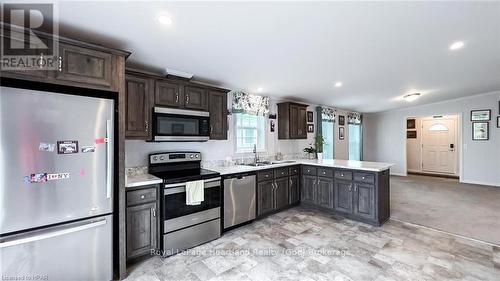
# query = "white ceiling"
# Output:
<box><xmin>51</xmin><ymin>1</ymin><xmax>500</xmax><ymax>112</ymax></box>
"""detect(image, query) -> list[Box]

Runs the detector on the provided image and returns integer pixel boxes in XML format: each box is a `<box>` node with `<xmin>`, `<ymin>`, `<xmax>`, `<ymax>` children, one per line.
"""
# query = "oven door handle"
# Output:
<box><xmin>164</xmin><ymin>178</ymin><xmax>221</xmax><ymax>195</ymax></box>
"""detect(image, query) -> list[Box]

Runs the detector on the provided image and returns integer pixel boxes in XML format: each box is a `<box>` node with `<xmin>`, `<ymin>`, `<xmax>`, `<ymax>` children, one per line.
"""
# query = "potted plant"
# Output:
<box><xmin>315</xmin><ymin>135</ymin><xmax>325</xmax><ymax>161</ymax></box>
<box><xmin>303</xmin><ymin>146</ymin><xmax>316</xmax><ymax>160</ymax></box>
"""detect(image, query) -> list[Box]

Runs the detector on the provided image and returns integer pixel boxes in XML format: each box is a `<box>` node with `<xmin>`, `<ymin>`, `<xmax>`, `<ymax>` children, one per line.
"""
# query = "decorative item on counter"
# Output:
<box><xmin>275</xmin><ymin>152</ymin><xmax>283</xmax><ymax>161</ymax></box>
<box><xmin>307</xmin><ymin>111</ymin><xmax>313</xmax><ymax>122</ymax></box>
<box><xmin>339</xmin><ymin>127</ymin><xmax>345</xmax><ymax>140</ymax></box>
<box><xmin>307</xmin><ymin>124</ymin><xmax>314</xmax><ymax>133</ymax></box>
<box><xmin>315</xmin><ymin>135</ymin><xmax>325</xmax><ymax>161</ymax></box>
<box><xmin>470</xmin><ymin>109</ymin><xmax>491</xmax><ymax>121</ymax></box>
<box><xmin>303</xmin><ymin>145</ymin><xmax>317</xmax><ymax>160</ymax></box>
<box><xmin>472</xmin><ymin>122</ymin><xmax>489</xmax><ymax>140</ymax></box>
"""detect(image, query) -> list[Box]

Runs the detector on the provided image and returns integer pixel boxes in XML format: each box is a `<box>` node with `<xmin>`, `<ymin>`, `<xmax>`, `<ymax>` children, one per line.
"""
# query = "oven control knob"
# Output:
<box><xmin>160</xmin><ymin>156</ymin><xmax>165</xmax><ymax>161</ymax></box>
<box><xmin>153</xmin><ymin>156</ymin><xmax>158</xmax><ymax>161</ymax></box>
<box><xmin>190</xmin><ymin>154</ymin><xmax>194</xmax><ymax>158</ymax></box>
<box><xmin>195</xmin><ymin>154</ymin><xmax>199</xmax><ymax>158</ymax></box>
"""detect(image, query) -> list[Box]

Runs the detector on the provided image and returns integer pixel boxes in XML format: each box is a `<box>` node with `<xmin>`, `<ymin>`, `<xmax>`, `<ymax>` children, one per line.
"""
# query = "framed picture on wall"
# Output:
<box><xmin>307</xmin><ymin>111</ymin><xmax>313</xmax><ymax>122</ymax></box>
<box><xmin>307</xmin><ymin>124</ymin><xmax>314</xmax><ymax>133</ymax></box>
<box><xmin>407</xmin><ymin>130</ymin><xmax>417</xmax><ymax>138</ymax></box>
<box><xmin>338</xmin><ymin>115</ymin><xmax>345</xmax><ymax>126</ymax></box>
<box><xmin>339</xmin><ymin>127</ymin><xmax>345</xmax><ymax>140</ymax></box>
<box><xmin>472</xmin><ymin>122</ymin><xmax>489</xmax><ymax>140</ymax></box>
<box><xmin>497</xmin><ymin>116</ymin><xmax>500</xmax><ymax>128</ymax></box>
<box><xmin>471</xmin><ymin>110</ymin><xmax>491</xmax><ymax>121</ymax></box>
<box><xmin>407</xmin><ymin>119</ymin><xmax>416</xmax><ymax>129</ymax></box>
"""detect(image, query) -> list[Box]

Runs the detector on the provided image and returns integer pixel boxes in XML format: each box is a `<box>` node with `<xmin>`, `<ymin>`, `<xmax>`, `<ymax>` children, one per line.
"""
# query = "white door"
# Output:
<box><xmin>421</xmin><ymin>119</ymin><xmax>456</xmax><ymax>174</ymax></box>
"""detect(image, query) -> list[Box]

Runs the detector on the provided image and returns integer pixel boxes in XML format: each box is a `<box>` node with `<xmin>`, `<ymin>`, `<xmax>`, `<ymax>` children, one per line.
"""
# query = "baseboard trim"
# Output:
<box><xmin>390</xmin><ymin>172</ymin><xmax>407</xmax><ymax>177</ymax></box>
<box><xmin>389</xmin><ymin>217</ymin><xmax>499</xmax><ymax>247</ymax></box>
<box><xmin>408</xmin><ymin>171</ymin><xmax>459</xmax><ymax>179</ymax></box>
<box><xmin>459</xmin><ymin>179</ymin><xmax>500</xmax><ymax>187</ymax></box>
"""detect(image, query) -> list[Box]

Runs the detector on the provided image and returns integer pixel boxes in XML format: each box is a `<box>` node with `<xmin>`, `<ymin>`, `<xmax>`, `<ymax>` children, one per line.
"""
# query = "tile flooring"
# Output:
<box><xmin>126</xmin><ymin>207</ymin><xmax>499</xmax><ymax>281</ymax></box>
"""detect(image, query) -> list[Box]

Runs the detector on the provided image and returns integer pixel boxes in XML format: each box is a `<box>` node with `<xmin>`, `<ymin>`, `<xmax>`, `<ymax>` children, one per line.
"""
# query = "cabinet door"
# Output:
<box><xmin>353</xmin><ymin>183</ymin><xmax>376</xmax><ymax>220</ymax></box>
<box><xmin>274</xmin><ymin>177</ymin><xmax>289</xmax><ymax>211</ymax></box>
<box><xmin>257</xmin><ymin>180</ymin><xmax>274</xmax><ymax>217</ymax></box>
<box><xmin>288</xmin><ymin>175</ymin><xmax>300</xmax><ymax>205</ymax></box>
<box><xmin>125</xmin><ymin>75</ymin><xmax>152</xmax><ymax>139</ymax></box>
<box><xmin>184</xmin><ymin>86</ymin><xmax>208</xmax><ymax>110</ymax></box>
<box><xmin>289</xmin><ymin>105</ymin><xmax>299</xmax><ymax>138</ymax></box>
<box><xmin>208</xmin><ymin>90</ymin><xmax>227</xmax><ymax>139</ymax></box>
<box><xmin>334</xmin><ymin>180</ymin><xmax>353</xmax><ymax>214</ymax></box>
<box><xmin>156</xmin><ymin>81</ymin><xmax>181</xmax><ymax>107</ymax></box>
<box><xmin>301</xmin><ymin>175</ymin><xmax>316</xmax><ymax>204</ymax></box>
<box><xmin>126</xmin><ymin>202</ymin><xmax>157</xmax><ymax>259</ymax></box>
<box><xmin>56</xmin><ymin>43</ymin><xmax>112</xmax><ymax>88</ymax></box>
<box><xmin>297</xmin><ymin>106</ymin><xmax>307</xmax><ymax>138</ymax></box>
<box><xmin>316</xmin><ymin>177</ymin><xmax>334</xmax><ymax>209</ymax></box>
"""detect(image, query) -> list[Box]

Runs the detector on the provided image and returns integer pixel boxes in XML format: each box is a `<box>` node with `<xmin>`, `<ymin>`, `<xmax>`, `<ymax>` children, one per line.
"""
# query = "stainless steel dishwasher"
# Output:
<box><xmin>223</xmin><ymin>173</ymin><xmax>256</xmax><ymax>229</ymax></box>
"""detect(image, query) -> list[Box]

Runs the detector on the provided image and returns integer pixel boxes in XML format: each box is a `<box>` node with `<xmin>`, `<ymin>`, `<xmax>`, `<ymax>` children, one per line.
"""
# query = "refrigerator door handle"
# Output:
<box><xmin>0</xmin><ymin>218</ymin><xmax>107</xmax><ymax>248</ymax></box>
<box><xmin>106</xmin><ymin>119</ymin><xmax>113</xmax><ymax>199</ymax></box>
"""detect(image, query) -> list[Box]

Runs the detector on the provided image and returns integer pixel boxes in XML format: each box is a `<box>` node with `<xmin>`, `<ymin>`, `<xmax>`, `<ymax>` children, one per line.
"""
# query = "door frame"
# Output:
<box><xmin>403</xmin><ymin>113</ymin><xmax>463</xmax><ymax>181</ymax></box>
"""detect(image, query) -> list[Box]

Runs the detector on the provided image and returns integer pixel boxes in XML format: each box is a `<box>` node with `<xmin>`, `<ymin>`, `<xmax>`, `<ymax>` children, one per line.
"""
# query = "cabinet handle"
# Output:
<box><xmin>38</xmin><ymin>53</ymin><xmax>44</xmax><ymax>68</ymax></box>
<box><xmin>145</xmin><ymin>121</ymin><xmax>149</xmax><ymax>132</ymax></box>
<box><xmin>341</xmin><ymin>173</ymin><xmax>344</xmax><ymax>177</ymax></box>
<box><xmin>186</xmin><ymin>94</ymin><xmax>189</xmax><ymax>104</ymax></box>
<box><xmin>175</xmin><ymin>93</ymin><xmax>179</xmax><ymax>103</ymax></box>
<box><xmin>362</xmin><ymin>176</ymin><xmax>365</xmax><ymax>180</ymax></box>
<box><xmin>140</xmin><ymin>195</ymin><xmax>145</xmax><ymax>199</ymax></box>
<box><xmin>354</xmin><ymin>184</ymin><xmax>357</xmax><ymax>192</ymax></box>
<box><xmin>58</xmin><ymin>56</ymin><xmax>63</xmax><ymax>72</ymax></box>
<box><xmin>152</xmin><ymin>208</ymin><xmax>156</xmax><ymax>217</ymax></box>
<box><xmin>348</xmin><ymin>184</ymin><xmax>352</xmax><ymax>192</ymax></box>
<box><xmin>210</xmin><ymin>125</ymin><xmax>213</xmax><ymax>134</ymax></box>
<box><xmin>323</xmin><ymin>171</ymin><xmax>326</xmax><ymax>175</ymax></box>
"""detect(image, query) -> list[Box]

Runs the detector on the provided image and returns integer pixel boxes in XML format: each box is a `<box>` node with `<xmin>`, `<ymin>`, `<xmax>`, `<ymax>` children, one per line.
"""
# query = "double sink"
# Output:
<box><xmin>240</xmin><ymin>160</ymin><xmax>297</xmax><ymax>167</ymax></box>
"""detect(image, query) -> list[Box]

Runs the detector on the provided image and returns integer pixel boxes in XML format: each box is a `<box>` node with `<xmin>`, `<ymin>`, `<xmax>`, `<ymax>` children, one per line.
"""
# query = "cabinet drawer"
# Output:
<box><xmin>274</xmin><ymin>167</ymin><xmax>289</xmax><ymax>178</ymax></box>
<box><xmin>334</xmin><ymin>170</ymin><xmax>353</xmax><ymax>181</ymax></box>
<box><xmin>317</xmin><ymin>167</ymin><xmax>333</xmax><ymax>178</ymax></box>
<box><xmin>127</xmin><ymin>187</ymin><xmax>157</xmax><ymax>206</ymax></box>
<box><xmin>354</xmin><ymin>172</ymin><xmax>375</xmax><ymax>184</ymax></box>
<box><xmin>289</xmin><ymin>166</ymin><xmax>300</xmax><ymax>176</ymax></box>
<box><xmin>258</xmin><ymin>170</ymin><xmax>274</xmax><ymax>182</ymax></box>
<box><xmin>302</xmin><ymin>166</ymin><xmax>317</xmax><ymax>176</ymax></box>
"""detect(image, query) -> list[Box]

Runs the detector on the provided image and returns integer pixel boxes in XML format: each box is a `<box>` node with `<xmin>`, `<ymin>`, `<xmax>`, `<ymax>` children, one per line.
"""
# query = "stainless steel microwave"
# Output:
<box><xmin>153</xmin><ymin>107</ymin><xmax>210</xmax><ymax>141</ymax></box>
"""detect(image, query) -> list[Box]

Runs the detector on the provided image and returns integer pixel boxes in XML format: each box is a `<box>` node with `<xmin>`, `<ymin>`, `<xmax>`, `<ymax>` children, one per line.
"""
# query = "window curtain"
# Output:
<box><xmin>347</xmin><ymin>112</ymin><xmax>362</xmax><ymax>124</ymax></box>
<box><xmin>231</xmin><ymin>90</ymin><xmax>270</xmax><ymax>116</ymax></box>
<box><xmin>321</xmin><ymin>107</ymin><xmax>336</xmax><ymax>122</ymax></box>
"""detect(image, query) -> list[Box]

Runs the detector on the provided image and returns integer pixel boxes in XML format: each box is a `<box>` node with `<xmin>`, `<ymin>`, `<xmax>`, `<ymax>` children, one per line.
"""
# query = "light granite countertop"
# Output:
<box><xmin>125</xmin><ymin>173</ymin><xmax>162</xmax><ymax>188</ymax></box>
<box><xmin>205</xmin><ymin>159</ymin><xmax>393</xmax><ymax>175</ymax></box>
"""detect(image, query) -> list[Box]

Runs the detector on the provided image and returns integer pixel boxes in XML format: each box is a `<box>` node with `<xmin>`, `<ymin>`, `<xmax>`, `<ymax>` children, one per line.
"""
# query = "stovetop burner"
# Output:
<box><xmin>150</xmin><ymin>168</ymin><xmax>220</xmax><ymax>184</ymax></box>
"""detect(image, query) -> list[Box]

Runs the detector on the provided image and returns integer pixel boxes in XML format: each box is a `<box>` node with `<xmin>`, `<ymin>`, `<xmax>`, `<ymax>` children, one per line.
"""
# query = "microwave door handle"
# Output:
<box><xmin>106</xmin><ymin>119</ymin><xmax>113</xmax><ymax>199</ymax></box>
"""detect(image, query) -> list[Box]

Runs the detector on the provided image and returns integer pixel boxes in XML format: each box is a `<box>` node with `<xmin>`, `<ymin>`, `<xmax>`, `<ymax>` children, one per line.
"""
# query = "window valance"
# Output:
<box><xmin>348</xmin><ymin>112</ymin><xmax>362</xmax><ymax>124</ymax></box>
<box><xmin>231</xmin><ymin>91</ymin><xmax>270</xmax><ymax>116</ymax></box>
<box><xmin>321</xmin><ymin>107</ymin><xmax>336</xmax><ymax>122</ymax></box>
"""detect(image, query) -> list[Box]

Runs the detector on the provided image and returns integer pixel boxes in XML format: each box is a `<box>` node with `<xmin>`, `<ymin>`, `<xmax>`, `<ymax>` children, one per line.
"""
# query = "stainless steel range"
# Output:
<box><xmin>148</xmin><ymin>152</ymin><xmax>221</xmax><ymax>256</ymax></box>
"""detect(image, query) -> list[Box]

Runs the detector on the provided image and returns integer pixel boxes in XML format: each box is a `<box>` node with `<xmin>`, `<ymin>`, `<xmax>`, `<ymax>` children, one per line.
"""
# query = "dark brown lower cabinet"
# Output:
<box><xmin>126</xmin><ymin>202</ymin><xmax>157</xmax><ymax>259</ymax></box>
<box><xmin>316</xmin><ymin>177</ymin><xmax>333</xmax><ymax>209</ymax></box>
<box><xmin>333</xmin><ymin>180</ymin><xmax>353</xmax><ymax>214</ymax></box>
<box><xmin>274</xmin><ymin>177</ymin><xmax>289</xmax><ymax>210</ymax></box>
<box><xmin>257</xmin><ymin>180</ymin><xmax>275</xmax><ymax>216</ymax></box>
<box><xmin>288</xmin><ymin>175</ymin><xmax>300</xmax><ymax>205</ymax></box>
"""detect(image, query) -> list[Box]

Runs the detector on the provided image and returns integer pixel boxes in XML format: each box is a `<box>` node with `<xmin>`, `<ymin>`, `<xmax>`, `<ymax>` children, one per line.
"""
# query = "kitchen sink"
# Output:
<box><xmin>270</xmin><ymin>160</ymin><xmax>296</xmax><ymax>164</ymax></box>
<box><xmin>239</xmin><ymin>160</ymin><xmax>296</xmax><ymax>167</ymax></box>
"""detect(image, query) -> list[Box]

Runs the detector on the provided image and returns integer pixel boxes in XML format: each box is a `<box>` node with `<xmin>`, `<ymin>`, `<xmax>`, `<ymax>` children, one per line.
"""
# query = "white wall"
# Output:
<box><xmin>125</xmin><ymin>98</ymin><xmax>317</xmax><ymax>167</ymax></box>
<box><xmin>364</xmin><ymin>91</ymin><xmax>500</xmax><ymax>186</ymax></box>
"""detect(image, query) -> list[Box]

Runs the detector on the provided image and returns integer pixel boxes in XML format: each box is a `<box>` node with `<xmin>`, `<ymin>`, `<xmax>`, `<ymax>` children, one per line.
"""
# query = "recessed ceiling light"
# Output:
<box><xmin>256</xmin><ymin>87</ymin><xmax>263</xmax><ymax>93</ymax></box>
<box><xmin>158</xmin><ymin>15</ymin><xmax>173</xmax><ymax>25</ymax></box>
<box><xmin>403</xmin><ymin>93</ymin><xmax>421</xmax><ymax>102</ymax></box>
<box><xmin>334</xmin><ymin>82</ymin><xmax>343</xmax><ymax>88</ymax></box>
<box><xmin>449</xmin><ymin>41</ymin><xmax>464</xmax><ymax>51</ymax></box>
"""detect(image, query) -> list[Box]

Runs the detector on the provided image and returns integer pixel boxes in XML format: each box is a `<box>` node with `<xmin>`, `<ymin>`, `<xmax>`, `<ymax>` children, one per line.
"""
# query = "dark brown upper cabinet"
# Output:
<box><xmin>155</xmin><ymin>80</ymin><xmax>182</xmax><ymax>108</ymax></box>
<box><xmin>125</xmin><ymin>74</ymin><xmax>153</xmax><ymax>139</ymax></box>
<box><xmin>208</xmin><ymin>90</ymin><xmax>228</xmax><ymax>140</ymax></box>
<box><xmin>56</xmin><ymin>43</ymin><xmax>113</xmax><ymax>88</ymax></box>
<box><xmin>277</xmin><ymin>102</ymin><xmax>308</xmax><ymax>139</ymax></box>
<box><xmin>184</xmin><ymin>86</ymin><xmax>208</xmax><ymax>110</ymax></box>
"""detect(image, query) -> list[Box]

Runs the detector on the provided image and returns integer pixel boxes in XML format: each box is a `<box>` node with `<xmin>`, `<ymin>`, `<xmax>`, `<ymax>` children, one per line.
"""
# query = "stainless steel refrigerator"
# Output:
<box><xmin>0</xmin><ymin>86</ymin><xmax>114</xmax><ymax>280</ymax></box>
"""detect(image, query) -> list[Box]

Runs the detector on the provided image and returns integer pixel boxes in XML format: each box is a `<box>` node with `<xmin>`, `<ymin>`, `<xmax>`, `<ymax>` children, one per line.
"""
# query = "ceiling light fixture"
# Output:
<box><xmin>449</xmin><ymin>41</ymin><xmax>464</xmax><ymax>51</ymax></box>
<box><xmin>334</xmin><ymin>82</ymin><xmax>343</xmax><ymax>88</ymax></box>
<box><xmin>158</xmin><ymin>15</ymin><xmax>173</xmax><ymax>25</ymax></box>
<box><xmin>403</xmin><ymin>93</ymin><xmax>421</xmax><ymax>102</ymax></box>
<box><xmin>256</xmin><ymin>87</ymin><xmax>263</xmax><ymax>93</ymax></box>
